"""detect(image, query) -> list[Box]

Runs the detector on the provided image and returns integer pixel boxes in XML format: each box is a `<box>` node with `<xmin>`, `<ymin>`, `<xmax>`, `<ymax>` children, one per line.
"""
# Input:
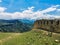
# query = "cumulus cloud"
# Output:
<box><xmin>0</xmin><ymin>5</ymin><xmax>60</xmax><ymax>20</ymax></box>
<box><xmin>0</xmin><ymin>7</ymin><xmax>7</xmax><ymax>12</ymax></box>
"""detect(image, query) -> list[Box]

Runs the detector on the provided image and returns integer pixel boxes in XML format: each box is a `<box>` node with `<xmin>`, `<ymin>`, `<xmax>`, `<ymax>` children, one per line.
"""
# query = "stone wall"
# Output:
<box><xmin>33</xmin><ymin>19</ymin><xmax>60</xmax><ymax>33</ymax></box>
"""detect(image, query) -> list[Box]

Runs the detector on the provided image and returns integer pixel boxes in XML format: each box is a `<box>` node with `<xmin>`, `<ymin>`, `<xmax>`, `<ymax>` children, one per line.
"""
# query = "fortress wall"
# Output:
<box><xmin>33</xmin><ymin>19</ymin><xmax>60</xmax><ymax>33</ymax></box>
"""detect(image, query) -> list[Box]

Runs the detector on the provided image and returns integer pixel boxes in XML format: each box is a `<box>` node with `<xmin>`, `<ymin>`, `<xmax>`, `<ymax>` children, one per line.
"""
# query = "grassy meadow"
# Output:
<box><xmin>0</xmin><ymin>29</ymin><xmax>60</xmax><ymax>45</ymax></box>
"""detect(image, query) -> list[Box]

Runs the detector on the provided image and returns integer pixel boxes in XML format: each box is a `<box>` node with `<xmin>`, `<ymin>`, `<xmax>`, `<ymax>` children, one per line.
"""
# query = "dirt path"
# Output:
<box><xmin>0</xmin><ymin>33</ymin><xmax>21</xmax><ymax>45</ymax></box>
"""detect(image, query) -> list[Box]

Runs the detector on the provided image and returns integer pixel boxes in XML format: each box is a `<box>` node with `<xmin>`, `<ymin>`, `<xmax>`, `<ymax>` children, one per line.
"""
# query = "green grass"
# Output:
<box><xmin>0</xmin><ymin>33</ymin><xmax>12</xmax><ymax>40</ymax></box>
<box><xmin>0</xmin><ymin>29</ymin><xmax>60</xmax><ymax>45</ymax></box>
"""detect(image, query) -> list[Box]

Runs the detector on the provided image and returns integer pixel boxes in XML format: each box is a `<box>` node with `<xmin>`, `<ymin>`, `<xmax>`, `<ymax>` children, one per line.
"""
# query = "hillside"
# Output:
<box><xmin>0</xmin><ymin>19</ymin><xmax>33</xmax><ymax>32</ymax></box>
<box><xmin>0</xmin><ymin>29</ymin><xmax>60</xmax><ymax>45</ymax></box>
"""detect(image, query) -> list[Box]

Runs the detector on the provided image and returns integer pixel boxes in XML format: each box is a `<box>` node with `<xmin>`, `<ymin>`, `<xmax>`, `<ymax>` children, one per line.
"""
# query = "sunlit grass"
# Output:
<box><xmin>0</xmin><ymin>29</ymin><xmax>60</xmax><ymax>45</ymax></box>
<box><xmin>0</xmin><ymin>32</ymin><xmax>12</xmax><ymax>40</ymax></box>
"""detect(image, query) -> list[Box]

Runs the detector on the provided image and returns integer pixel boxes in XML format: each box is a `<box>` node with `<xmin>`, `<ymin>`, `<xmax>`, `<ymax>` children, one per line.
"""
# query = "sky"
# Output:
<box><xmin>0</xmin><ymin>0</ymin><xmax>60</xmax><ymax>20</ymax></box>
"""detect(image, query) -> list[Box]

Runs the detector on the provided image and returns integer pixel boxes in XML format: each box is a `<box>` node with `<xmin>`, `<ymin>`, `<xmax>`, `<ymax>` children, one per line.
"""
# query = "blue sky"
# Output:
<box><xmin>0</xmin><ymin>0</ymin><xmax>60</xmax><ymax>20</ymax></box>
<box><xmin>0</xmin><ymin>0</ymin><xmax>60</xmax><ymax>12</ymax></box>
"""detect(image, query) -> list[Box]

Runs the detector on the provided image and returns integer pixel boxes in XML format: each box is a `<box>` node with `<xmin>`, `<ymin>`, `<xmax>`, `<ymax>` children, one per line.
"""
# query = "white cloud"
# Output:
<box><xmin>40</xmin><ymin>5</ymin><xmax>60</xmax><ymax>13</ymax></box>
<box><xmin>28</xmin><ymin>6</ymin><xmax>34</xmax><ymax>10</ymax></box>
<box><xmin>0</xmin><ymin>5</ymin><xmax>60</xmax><ymax>20</ymax></box>
<box><xmin>0</xmin><ymin>7</ymin><xmax>7</xmax><ymax>12</ymax></box>
<box><xmin>57</xmin><ymin>9</ymin><xmax>60</xmax><ymax>11</ymax></box>
<box><xmin>40</xmin><ymin>7</ymin><xmax>56</xmax><ymax>13</ymax></box>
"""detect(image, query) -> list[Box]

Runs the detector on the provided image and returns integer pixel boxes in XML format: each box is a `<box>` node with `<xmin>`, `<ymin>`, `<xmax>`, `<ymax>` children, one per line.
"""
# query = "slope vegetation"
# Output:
<box><xmin>0</xmin><ymin>29</ymin><xmax>60</xmax><ymax>45</ymax></box>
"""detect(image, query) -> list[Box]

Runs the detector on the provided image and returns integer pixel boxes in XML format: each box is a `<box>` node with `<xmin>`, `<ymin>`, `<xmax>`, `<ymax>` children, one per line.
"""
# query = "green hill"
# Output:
<box><xmin>0</xmin><ymin>29</ymin><xmax>60</xmax><ymax>45</ymax></box>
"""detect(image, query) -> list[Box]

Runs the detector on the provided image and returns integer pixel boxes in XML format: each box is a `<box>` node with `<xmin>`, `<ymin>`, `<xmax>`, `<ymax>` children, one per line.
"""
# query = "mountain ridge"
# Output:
<box><xmin>0</xmin><ymin>19</ymin><xmax>34</xmax><ymax>32</ymax></box>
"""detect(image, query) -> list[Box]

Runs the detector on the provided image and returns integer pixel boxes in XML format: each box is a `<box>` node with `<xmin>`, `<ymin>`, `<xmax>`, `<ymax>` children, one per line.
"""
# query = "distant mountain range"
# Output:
<box><xmin>0</xmin><ymin>19</ymin><xmax>34</xmax><ymax>32</ymax></box>
<box><xmin>0</xmin><ymin>19</ymin><xmax>35</xmax><ymax>23</ymax></box>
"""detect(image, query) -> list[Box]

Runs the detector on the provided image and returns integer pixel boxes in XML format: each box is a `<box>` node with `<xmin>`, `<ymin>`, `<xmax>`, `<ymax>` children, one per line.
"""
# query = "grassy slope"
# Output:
<box><xmin>0</xmin><ymin>29</ymin><xmax>60</xmax><ymax>45</ymax></box>
<box><xmin>0</xmin><ymin>33</ymin><xmax>12</xmax><ymax>40</ymax></box>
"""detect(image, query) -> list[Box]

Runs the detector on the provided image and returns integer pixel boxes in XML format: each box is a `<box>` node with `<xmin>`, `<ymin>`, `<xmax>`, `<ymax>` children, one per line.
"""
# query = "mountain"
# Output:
<box><xmin>0</xmin><ymin>19</ymin><xmax>34</xmax><ymax>32</ymax></box>
<box><xmin>0</xmin><ymin>19</ymin><xmax>35</xmax><ymax>23</ymax></box>
<box><xmin>19</xmin><ymin>19</ymin><xmax>35</xmax><ymax>24</ymax></box>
